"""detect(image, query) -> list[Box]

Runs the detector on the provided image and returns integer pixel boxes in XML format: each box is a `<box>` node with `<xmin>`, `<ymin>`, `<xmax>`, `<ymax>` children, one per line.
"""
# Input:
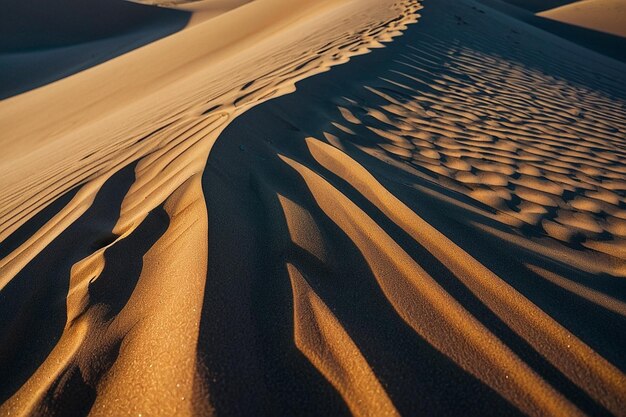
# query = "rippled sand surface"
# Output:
<box><xmin>0</xmin><ymin>0</ymin><xmax>625</xmax><ymax>415</ymax></box>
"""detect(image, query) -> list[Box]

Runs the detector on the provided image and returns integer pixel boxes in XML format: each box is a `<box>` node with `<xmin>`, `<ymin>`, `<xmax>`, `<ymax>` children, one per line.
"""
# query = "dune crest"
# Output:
<box><xmin>2</xmin><ymin>0</ymin><xmax>626</xmax><ymax>415</ymax></box>
<box><xmin>198</xmin><ymin>0</ymin><xmax>626</xmax><ymax>414</ymax></box>
<box><xmin>538</xmin><ymin>0</ymin><xmax>626</xmax><ymax>38</ymax></box>
<box><xmin>0</xmin><ymin>0</ymin><xmax>421</xmax><ymax>415</ymax></box>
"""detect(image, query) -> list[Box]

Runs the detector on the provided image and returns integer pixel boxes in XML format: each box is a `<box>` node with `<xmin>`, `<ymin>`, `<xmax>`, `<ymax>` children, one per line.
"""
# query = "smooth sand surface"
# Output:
<box><xmin>498</xmin><ymin>0</ymin><xmax>578</xmax><ymax>12</ymax></box>
<box><xmin>0</xmin><ymin>0</ymin><xmax>190</xmax><ymax>98</ymax></box>
<box><xmin>477</xmin><ymin>0</ymin><xmax>626</xmax><ymax>61</ymax></box>
<box><xmin>134</xmin><ymin>0</ymin><xmax>254</xmax><ymax>25</ymax></box>
<box><xmin>1</xmin><ymin>0</ymin><xmax>625</xmax><ymax>415</ymax></box>
<box><xmin>538</xmin><ymin>0</ymin><xmax>626</xmax><ymax>37</ymax></box>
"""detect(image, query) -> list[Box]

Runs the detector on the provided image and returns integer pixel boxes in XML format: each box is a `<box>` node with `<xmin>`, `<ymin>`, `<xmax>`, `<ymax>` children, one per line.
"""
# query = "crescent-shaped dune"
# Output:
<box><xmin>0</xmin><ymin>0</ymin><xmax>625</xmax><ymax>415</ymax></box>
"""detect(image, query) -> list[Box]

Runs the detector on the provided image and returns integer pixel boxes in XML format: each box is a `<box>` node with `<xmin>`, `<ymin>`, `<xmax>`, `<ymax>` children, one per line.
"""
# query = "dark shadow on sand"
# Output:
<box><xmin>0</xmin><ymin>164</ymin><xmax>136</xmax><ymax>404</ymax></box>
<box><xmin>0</xmin><ymin>0</ymin><xmax>189</xmax><ymax>99</ymax></box>
<box><xmin>198</xmin><ymin>1</ymin><xmax>626</xmax><ymax>413</ymax></box>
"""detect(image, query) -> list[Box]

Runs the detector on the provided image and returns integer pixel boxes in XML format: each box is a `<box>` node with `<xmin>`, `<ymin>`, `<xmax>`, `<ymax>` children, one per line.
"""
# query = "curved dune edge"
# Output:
<box><xmin>1</xmin><ymin>0</ymin><xmax>626</xmax><ymax>415</ymax></box>
<box><xmin>0</xmin><ymin>0</ymin><xmax>421</xmax><ymax>415</ymax></box>
<box><xmin>133</xmin><ymin>0</ymin><xmax>254</xmax><ymax>26</ymax></box>
<box><xmin>537</xmin><ymin>0</ymin><xmax>626</xmax><ymax>38</ymax></box>
<box><xmin>197</xmin><ymin>0</ymin><xmax>625</xmax><ymax>414</ymax></box>
<box><xmin>287</xmin><ymin>262</ymin><xmax>400</xmax><ymax>417</ymax></box>
<box><xmin>0</xmin><ymin>0</ymin><xmax>190</xmax><ymax>99</ymax></box>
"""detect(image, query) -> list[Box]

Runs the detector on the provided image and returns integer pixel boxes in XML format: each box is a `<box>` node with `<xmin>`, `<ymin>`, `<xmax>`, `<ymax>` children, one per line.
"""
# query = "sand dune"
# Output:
<box><xmin>0</xmin><ymin>0</ymin><xmax>421</xmax><ymax>415</ymax></box>
<box><xmin>538</xmin><ymin>0</ymin><xmax>626</xmax><ymax>37</ymax></box>
<box><xmin>0</xmin><ymin>0</ymin><xmax>190</xmax><ymax>98</ymax></box>
<box><xmin>498</xmin><ymin>0</ymin><xmax>578</xmax><ymax>12</ymax></box>
<box><xmin>0</xmin><ymin>0</ymin><xmax>188</xmax><ymax>51</ymax></box>
<box><xmin>477</xmin><ymin>0</ymin><xmax>626</xmax><ymax>61</ymax></box>
<box><xmin>1</xmin><ymin>0</ymin><xmax>625</xmax><ymax>415</ymax></box>
<box><xmin>134</xmin><ymin>0</ymin><xmax>254</xmax><ymax>25</ymax></box>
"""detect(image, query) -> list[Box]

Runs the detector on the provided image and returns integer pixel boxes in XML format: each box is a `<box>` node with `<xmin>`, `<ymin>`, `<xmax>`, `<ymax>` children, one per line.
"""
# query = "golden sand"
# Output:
<box><xmin>1</xmin><ymin>0</ymin><xmax>625</xmax><ymax>415</ymax></box>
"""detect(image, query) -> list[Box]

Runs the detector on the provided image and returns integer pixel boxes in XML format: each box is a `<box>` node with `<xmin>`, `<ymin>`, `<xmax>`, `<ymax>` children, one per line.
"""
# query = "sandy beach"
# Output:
<box><xmin>1</xmin><ymin>0</ymin><xmax>625</xmax><ymax>416</ymax></box>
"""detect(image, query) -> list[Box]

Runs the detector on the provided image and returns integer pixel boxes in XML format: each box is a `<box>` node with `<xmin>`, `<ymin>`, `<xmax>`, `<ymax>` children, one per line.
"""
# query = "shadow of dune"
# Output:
<box><xmin>34</xmin><ymin>364</ymin><xmax>97</xmax><ymax>417</ymax></box>
<box><xmin>0</xmin><ymin>0</ymin><xmax>189</xmax><ymax>99</ymax></box>
<box><xmin>0</xmin><ymin>0</ymin><xmax>188</xmax><ymax>51</ymax></box>
<box><xmin>498</xmin><ymin>0</ymin><xmax>577</xmax><ymax>13</ymax></box>
<box><xmin>529</xmin><ymin>16</ymin><xmax>626</xmax><ymax>62</ymax></box>
<box><xmin>201</xmin><ymin>114</ymin><xmax>524</xmax><ymax>416</ymax></box>
<box><xmin>199</xmin><ymin>0</ymin><xmax>626</xmax><ymax>413</ymax></box>
<box><xmin>477</xmin><ymin>0</ymin><xmax>626</xmax><ymax>62</ymax></box>
<box><xmin>199</xmin><ymin>157</ymin><xmax>351</xmax><ymax>416</ymax></box>
<box><xmin>0</xmin><ymin>164</ymin><xmax>136</xmax><ymax>403</ymax></box>
<box><xmin>89</xmin><ymin>204</ymin><xmax>170</xmax><ymax>322</ymax></box>
<box><xmin>0</xmin><ymin>186</ymin><xmax>79</xmax><ymax>259</ymax></box>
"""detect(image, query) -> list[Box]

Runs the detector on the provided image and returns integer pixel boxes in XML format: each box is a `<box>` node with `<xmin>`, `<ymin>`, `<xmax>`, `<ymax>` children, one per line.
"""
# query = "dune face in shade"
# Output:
<box><xmin>0</xmin><ymin>0</ymin><xmax>421</xmax><ymax>415</ymax></box>
<box><xmin>0</xmin><ymin>0</ymin><xmax>188</xmax><ymax>51</ymax></box>
<box><xmin>133</xmin><ymin>0</ymin><xmax>255</xmax><ymax>25</ymax></box>
<box><xmin>1</xmin><ymin>0</ymin><xmax>626</xmax><ymax>416</ymax></box>
<box><xmin>497</xmin><ymin>0</ymin><xmax>579</xmax><ymax>13</ymax></box>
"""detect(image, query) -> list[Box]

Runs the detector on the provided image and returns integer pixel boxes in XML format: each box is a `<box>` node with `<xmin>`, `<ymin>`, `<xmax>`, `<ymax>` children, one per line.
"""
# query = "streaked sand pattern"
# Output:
<box><xmin>538</xmin><ymin>0</ymin><xmax>626</xmax><ymax>38</ymax></box>
<box><xmin>1</xmin><ymin>0</ymin><xmax>625</xmax><ymax>415</ymax></box>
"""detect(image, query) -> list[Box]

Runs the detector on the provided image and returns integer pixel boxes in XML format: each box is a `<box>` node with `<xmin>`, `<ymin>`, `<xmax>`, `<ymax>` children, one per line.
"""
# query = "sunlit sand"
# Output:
<box><xmin>1</xmin><ymin>0</ymin><xmax>625</xmax><ymax>416</ymax></box>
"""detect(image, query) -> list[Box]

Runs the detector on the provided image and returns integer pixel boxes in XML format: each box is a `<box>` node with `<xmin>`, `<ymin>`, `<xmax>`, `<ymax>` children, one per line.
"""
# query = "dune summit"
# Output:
<box><xmin>1</xmin><ymin>0</ymin><xmax>625</xmax><ymax>416</ymax></box>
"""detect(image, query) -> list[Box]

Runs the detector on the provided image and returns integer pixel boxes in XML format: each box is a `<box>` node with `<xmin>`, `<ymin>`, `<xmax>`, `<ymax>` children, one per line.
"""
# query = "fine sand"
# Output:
<box><xmin>477</xmin><ymin>0</ymin><xmax>626</xmax><ymax>61</ymax></box>
<box><xmin>538</xmin><ymin>0</ymin><xmax>626</xmax><ymax>37</ymax></box>
<box><xmin>1</xmin><ymin>0</ymin><xmax>625</xmax><ymax>416</ymax></box>
<box><xmin>0</xmin><ymin>0</ymin><xmax>190</xmax><ymax>98</ymax></box>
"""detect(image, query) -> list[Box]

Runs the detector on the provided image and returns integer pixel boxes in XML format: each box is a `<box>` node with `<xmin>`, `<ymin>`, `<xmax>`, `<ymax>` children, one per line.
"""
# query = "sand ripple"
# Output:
<box><xmin>2</xmin><ymin>0</ymin><xmax>626</xmax><ymax>415</ymax></box>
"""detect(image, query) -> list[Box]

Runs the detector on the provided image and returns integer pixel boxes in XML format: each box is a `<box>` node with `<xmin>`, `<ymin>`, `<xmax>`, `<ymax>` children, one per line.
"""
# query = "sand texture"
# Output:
<box><xmin>538</xmin><ymin>0</ymin><xmax>626</xmax><ymax>37</ymax></box>
<box><xmin>1</xmin><ymin>0</ymin><xmax>625</xmax><ymax>415</ymax></box>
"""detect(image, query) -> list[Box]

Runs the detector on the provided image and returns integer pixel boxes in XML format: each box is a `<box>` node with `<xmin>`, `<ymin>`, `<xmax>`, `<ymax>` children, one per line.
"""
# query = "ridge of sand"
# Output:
<box><xmin>0</xmin><ymin>0</ymin><xmax>421</xmax><ymax>415</ymax></box>
<box><xmin>1</xmin><ymin>0</ymin><xmax>626</xmax><ymax>415</ymax></box>
<box><xmin>537</xmin><ymin>0</ymin><xmax>626</xmax><ymax>37</ymax></box>
<box><xmin>133</xmin><ymin>0</ymin><xmax>254</xmax><ymax>25</ymax></box>
<box><xmin>198</xmin><ymin>0</ymin><xmax>625</xmax><ymax>415</ymax></box>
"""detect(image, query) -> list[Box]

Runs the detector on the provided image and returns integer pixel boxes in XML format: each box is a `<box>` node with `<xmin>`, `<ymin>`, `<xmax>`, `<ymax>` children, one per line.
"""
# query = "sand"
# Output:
<box><xmin>538</xmin><ymin>0</ymin><xmax>626</xmax><ymax>37</ymax></box>
<box><xmin>1</xmin><ymin>0</ymin><xmax>625</xmax><ymax>415</ymax></box>
<box><xmin>0</xmin><ymin>0</ymin><xmax>190</xmax><ymax>98</ymax></box>
<box><xmin>497</xmin><ymin>0</ymin><xmax>577</xmax><ymax>12</ymax></box>
<box><xmin>477</xmin><ymin>0</ymin><xmax>626</xmax><ymax>61</ymax></box>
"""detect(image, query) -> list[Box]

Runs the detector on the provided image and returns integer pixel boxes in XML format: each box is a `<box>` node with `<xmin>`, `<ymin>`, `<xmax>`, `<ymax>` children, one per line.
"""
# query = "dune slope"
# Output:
<box><xmin>538</xmin><ymin>0</ymin><xmax>626</xmax><ymax>37</ymax></box>
<box><xmin>0</xmin><ymin>0</ymin><xmax>190</xmax><ymax>99</ymax></box>
<box><xmin>1</xmin><ymin>0</ymin><xmax>626</xmax><ymax>415</ymax></box>
<box><xmin>201</xmin><ymin>0</ymin><xmax>626</xmax><ymax>415</ymax></box>
<box><xmin>0</xmin><ymin>0</ymin><xmax>421</xmax><ymax>415</ymax></box>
